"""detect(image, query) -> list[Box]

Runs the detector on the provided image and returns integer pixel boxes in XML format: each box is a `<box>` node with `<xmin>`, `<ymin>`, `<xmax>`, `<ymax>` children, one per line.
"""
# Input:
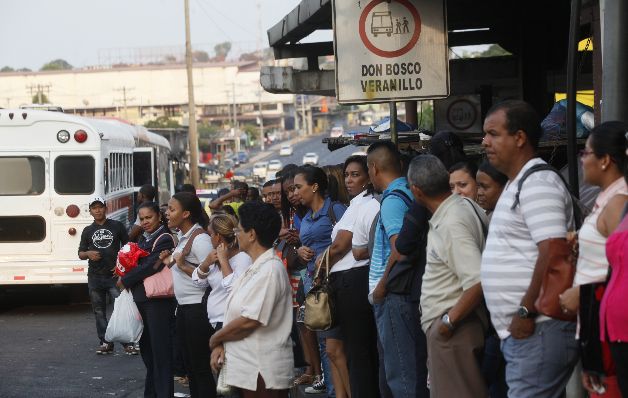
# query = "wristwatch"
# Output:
<box><xmin>517</xmin><ymin>305</ymin><xmax>538</xmax><ymax>319</ymax></box>
<box><xmin>441</xmin><ymin>313</ymin><xmax>455</xmax><ymax>331</ymax></box>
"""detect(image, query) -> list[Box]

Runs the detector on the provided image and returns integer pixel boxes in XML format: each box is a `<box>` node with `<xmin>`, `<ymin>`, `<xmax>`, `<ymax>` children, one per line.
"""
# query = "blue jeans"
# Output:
<box><xmin>373</xmin><ymin>293</ymin><xmax>429</xmax><ymax>398</ymax></box>
<box><xmin>501</xmin><ymin>319</ymin><xmax>578</xmax><ymax>398</ymax></box>
<box><xmin>87</xmin><ymin>273</ymin><xmax>124</xmax><ymax>344</ymax></box>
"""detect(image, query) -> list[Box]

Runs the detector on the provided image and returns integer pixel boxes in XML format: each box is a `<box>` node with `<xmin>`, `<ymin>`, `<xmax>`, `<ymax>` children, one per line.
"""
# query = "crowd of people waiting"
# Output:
<box><xmin>81</xmin><ymin>99</ymin><xmax>628</xmax><ymax>398</ymax></box>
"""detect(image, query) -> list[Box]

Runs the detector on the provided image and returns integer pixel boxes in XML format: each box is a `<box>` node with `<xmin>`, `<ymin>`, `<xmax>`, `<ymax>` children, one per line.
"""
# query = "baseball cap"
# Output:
<box><xmin>88</xmin><ymin>197</ymin><xmax>106</xmax><ymax>207</ymax></box>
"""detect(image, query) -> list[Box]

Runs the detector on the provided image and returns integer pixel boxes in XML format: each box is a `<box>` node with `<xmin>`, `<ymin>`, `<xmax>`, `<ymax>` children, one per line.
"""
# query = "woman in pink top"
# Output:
<box><xmin>559</xmin><ymin>121</ymin><xmax>628</xmax><ymax>395</ymax></box>
<box><xmin>600</xmin><ymin>128</ymin><xmax>628</xmax><ymax>397</ymax></box>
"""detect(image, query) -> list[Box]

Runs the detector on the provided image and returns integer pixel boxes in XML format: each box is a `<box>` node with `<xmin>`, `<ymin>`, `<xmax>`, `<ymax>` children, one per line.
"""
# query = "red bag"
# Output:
<box><xmin>115</xmin><ymin>243</ymin><xmax>149</xmax><ymax>277</ymax></box>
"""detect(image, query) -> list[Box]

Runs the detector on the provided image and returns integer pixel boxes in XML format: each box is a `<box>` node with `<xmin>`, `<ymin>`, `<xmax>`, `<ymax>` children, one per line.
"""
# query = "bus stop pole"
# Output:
<box><xmin>390</xmin><ymin>102</ymin><xmax>398</xmax><ymax>146</ymax></box>
<box><xmin>566</xmin><ymin>0</ymin><xmax>581</xmax><ymax>197</ymax></box>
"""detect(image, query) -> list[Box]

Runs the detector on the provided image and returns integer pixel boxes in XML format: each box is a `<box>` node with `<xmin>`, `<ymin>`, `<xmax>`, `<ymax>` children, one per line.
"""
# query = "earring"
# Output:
<box><xmin>312</xmin><ymin>190</ymin><xmax>316</xmax><ymax>193</ymax></box>
<box><xmin>602</xmin><ymin>165</ymin><xmax>607</xmax><ymax>170</ymax></box>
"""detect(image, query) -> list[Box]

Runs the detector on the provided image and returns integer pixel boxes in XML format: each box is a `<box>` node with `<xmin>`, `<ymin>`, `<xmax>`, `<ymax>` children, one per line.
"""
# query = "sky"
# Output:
<box><xmin>0</xmin><ymin>0</ymin><xmax>325</xmax><ymax>70</ymax></box>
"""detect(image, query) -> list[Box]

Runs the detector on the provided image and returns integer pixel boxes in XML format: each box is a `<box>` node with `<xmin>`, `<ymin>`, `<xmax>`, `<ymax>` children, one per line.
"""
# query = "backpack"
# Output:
<box><xmin>511</xmin><ymin>164</ymin><xmax>588</xmax><ymax>229</ymax></box>
<box><xmin>367</xmin><ymin>189</ymin><xmax>413</xmax><ymax>260</ymax></box>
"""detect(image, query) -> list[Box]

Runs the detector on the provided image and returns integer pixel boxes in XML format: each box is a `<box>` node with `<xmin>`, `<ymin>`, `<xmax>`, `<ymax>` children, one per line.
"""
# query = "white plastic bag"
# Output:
<box><xmin>104</xmin><ymin>290</ymin><xmax>143</xmax><ymax>343</ymax></box>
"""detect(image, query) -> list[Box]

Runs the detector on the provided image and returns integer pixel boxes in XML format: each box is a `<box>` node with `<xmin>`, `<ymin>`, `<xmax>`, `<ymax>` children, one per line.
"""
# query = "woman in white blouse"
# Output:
<box><xmin>192</xmin><ymin>213</ymin><xmax>252</xmax><ymax>330</ymax></box>
<box><xmin>210</xmin><ymin>201</ymin><xmax>294</xmax><ymax>397</ymax></box>
<box><xmin>166</xmin><ymin>192</ymin><xmax>215</xmax><ymax>398</ymax></box>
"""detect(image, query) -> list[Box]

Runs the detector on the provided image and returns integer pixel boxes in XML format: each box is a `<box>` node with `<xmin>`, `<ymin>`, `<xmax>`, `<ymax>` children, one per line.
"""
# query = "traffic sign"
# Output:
<box><xmin>333</xmin><ymin>0</ymin><xmax>449</xmax><ymax>104</ymax></box>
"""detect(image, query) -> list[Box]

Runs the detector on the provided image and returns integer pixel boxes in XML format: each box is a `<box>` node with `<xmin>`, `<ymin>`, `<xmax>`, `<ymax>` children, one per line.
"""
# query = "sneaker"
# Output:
<box><xmin>123</xmin><ymin>345</ymin><xmax>139</xmax><ymax>355</ymax></box>
<box><xmin>96</xmin><ymin>342</ymin><xmax>114</xmax><ymax>355</ymax></box>
<box><xmin>304</xmin><ymin>376</ymin><xmax>326</xmax><ymax>394</ymax></box>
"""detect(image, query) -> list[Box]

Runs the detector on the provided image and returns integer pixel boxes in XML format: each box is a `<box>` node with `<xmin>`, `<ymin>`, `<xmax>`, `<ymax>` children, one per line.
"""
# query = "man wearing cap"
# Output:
<box><xmin>78</xmin><ymin>197</ymin><xmax>134</xmax><ymax>355</ymax></box>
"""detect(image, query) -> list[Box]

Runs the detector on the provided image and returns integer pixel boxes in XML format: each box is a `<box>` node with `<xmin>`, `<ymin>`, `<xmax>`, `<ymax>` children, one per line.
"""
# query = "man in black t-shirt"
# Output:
<box><xmin>78</xmin><ymin>197</ymin><xmax>135</xmax><ymax>355</ymax></box>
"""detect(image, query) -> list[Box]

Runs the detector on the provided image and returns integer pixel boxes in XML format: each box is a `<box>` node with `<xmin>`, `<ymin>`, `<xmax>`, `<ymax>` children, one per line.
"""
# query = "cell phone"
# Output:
<box><xmin>589</xmin><ymin>376</ymin><xmax>606</xmax><ymax>395</ymax></box>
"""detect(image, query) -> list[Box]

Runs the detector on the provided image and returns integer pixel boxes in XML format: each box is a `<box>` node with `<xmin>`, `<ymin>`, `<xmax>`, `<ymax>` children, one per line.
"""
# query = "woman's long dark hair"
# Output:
<box><xmin>279</xmin><ymin>165</ymin><xmax>307</xmax><ymax>224</ymax></box>
<box><xmin>172</xmin><ymin>192</ymin><xmax>209</xmax><ymax>229</ymax></box>
<box><xmin>296</xmin><ymin>165</ymin><xmax>328</xmax><ymax>199</ymax></box>
<box><xmin>589</xmin><ymin>121</ymin><xmax>628</xmax><ymax>175</ymax></box>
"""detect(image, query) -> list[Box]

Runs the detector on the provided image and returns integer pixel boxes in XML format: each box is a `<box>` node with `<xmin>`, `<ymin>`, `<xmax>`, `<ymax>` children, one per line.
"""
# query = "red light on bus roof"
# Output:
<box><xmin>66</xmin><ymin>205</ymin><xmax>80</xmax><ymax>218</ymax></box>
<box><xmin>74</xmin><ymin>130</ymin><xmax>88</xmax><ymax>143</ymax></box>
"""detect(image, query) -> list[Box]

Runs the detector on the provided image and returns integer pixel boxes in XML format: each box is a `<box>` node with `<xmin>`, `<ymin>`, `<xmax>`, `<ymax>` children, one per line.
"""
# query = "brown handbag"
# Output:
<box><xmin>304</xmin><ymin>247</ymin><xmax>334</xmax><ymax>331</ymax></box>
<box><xmin>534</xmin><ymin>237</ymin><xmax>577</xmax><ymax>321</ymax></box>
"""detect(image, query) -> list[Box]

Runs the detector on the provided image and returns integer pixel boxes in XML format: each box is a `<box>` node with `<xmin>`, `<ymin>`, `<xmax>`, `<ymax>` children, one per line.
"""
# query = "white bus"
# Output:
<box><xmin>0</xmin><ymin>109</ymin><xmax>173</xmax><ymax>285</ymax></box>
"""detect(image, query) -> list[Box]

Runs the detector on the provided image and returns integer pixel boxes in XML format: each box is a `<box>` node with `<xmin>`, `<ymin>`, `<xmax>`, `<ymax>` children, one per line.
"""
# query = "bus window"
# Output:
<box><xmin>133</xmin><ymin>151</ymin><xmax>153</xmax><ymax>187</ymax></box>
<box><xmin>0</xmin><ymin>216</ymin><xmax>46</xmax><ymax>242</ymax></box>
<box><xmin>0</xmin><ymin>156</ymin><xmax>45</xmax><ymax>196</ymax></box>
<box><xmin>54</xmin><ymin>156</ymin><xmax>95</xmax><ymax>195</ymax></box>
<box><xmin>104</xmin><ymin>158</ymin><xmax>109</xmax><ymax>194</ymax></box>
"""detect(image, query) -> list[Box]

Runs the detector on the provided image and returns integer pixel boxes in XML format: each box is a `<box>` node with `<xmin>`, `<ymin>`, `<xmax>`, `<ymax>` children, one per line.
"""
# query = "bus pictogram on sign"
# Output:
<box><xmin>359</xmin><ymin>0</ymin><xmax>422</xmax><ymax>58</ymax></box>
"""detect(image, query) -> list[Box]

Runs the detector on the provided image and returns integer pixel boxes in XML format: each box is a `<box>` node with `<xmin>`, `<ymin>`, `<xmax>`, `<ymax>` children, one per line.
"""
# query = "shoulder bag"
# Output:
<box><xmin>144</xmin><ymin>228</ymin><xmax>204</xmax><ymax>299</ymax></box>
<box><xmin>304</xmin><ymin>247</ymin><xmax>334</xmax><ymax>331</ymax></box>
<box><xmin>513</xmin><ymin>164</ymin><xmax>581</xmax><ymax>321</ymax></box>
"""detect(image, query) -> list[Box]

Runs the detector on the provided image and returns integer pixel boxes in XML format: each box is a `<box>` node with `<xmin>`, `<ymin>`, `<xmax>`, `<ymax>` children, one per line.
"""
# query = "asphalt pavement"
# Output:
<box><xmin>239</xmin><ymin>132</ymin><xmax>368</xmax><ymax>176</ymax></box>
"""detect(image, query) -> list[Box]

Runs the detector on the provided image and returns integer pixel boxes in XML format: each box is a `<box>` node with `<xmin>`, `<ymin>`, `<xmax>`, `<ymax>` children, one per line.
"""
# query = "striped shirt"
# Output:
<box><xmin>574</xmin><ymin>177</ymin><xmax>627</xmax><ymax>285</ymax></box>
<box><xmin>481</xmin><ymin>158</ymin><xmax>575</xmax><ymax>339</ymax></box>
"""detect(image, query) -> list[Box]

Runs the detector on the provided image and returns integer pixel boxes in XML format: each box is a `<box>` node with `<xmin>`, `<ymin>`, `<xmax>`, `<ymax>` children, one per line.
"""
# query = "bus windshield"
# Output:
<box><xmin>0</xmin><ymin>156</ymin><xmax>45</xmax><ymax>196</ymax></box>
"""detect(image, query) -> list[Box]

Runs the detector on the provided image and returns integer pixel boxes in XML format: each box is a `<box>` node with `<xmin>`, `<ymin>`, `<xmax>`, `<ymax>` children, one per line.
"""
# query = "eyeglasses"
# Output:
<box><xmin>579</xmin><ymin>149</ymin><xmax>594</xmax><ymax>158</ymax></box>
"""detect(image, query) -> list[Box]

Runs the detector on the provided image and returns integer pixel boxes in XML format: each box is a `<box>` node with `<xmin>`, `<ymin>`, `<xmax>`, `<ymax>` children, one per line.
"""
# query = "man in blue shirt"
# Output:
<box><xmin>367</xmin><ymin>142</ymin><xmax>420</xmax><ymax>398</ymax></box>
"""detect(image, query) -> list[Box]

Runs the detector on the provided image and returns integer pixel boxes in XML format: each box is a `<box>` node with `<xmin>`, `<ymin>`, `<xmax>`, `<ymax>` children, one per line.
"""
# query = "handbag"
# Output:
<box><xmin>534</xmin><ymin>237</ymin><xmax>577</xmax><ymax>321</ymax></box>
<box><xmin>304</xmin><ymin>247</ymin><xmax>334</xmax><ymax>331</ymax></box>
<box><xmin>216</xmin><ymin>353</ymin><xmax>233</xmax><ymax>396</ymax></box>
<box><xmin>145</xmin><ymin>229</ymin><xmax>203</xmax><ymax>299</ymax></box>
<box><xmin>276</xmin><ymin>238</ymin><xmax>305</xmax><ymax>272</ymax></box>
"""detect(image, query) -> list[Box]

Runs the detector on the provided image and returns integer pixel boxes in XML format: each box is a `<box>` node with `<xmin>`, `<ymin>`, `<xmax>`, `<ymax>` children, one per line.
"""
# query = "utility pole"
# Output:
<box><xmin>256</xmin><ymin>0</ymin><xmax>264</xmax><ymax>151</ymax></box>
<box><xmin>184</xmin><ymin>0</ymin><xmax>200</xmax><ymax>187</ymax></box>
<box><xmin>258</xmin><ymin>90</ymin><xmax>265</xmax><ymax>151</ymax></box>
<box><xmin>114</xmin><ymin>86</ymin><xmax>135</xmax><ymax>119</ymax></box>
<box><xmin>232</xmin><ymin>82</ymin><xmax>237</xmax><ymax>129</ymax></box>
<box><xmin>301</xmin><ymin>95</ymin><xmax>308</xmax><ymax>135</ymax></box>
<box><xmin>27</xmin><ymin>84</ymin><xmax>51</xmax><ymax>104</ymax></box>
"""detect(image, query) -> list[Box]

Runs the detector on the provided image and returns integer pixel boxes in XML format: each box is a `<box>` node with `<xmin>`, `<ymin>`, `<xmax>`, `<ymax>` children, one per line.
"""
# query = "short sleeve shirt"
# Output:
<box><xmin>172</xmin><ymin>224</ymin><xmax>213</xmax><ymax>304</ymax></box>
<box><xmin>299</xmin><ymin>197</ymin><xmax>347</xmax><ymax>273</ymax></box>
<box><xmin>351</xmin><ymin>192</ymin><xmax>381</xmax><ymax>250</ymax></box>
<box><xmin>369</xmin><ymin>177</ymin><xmax>413</xmax><ymax>292</ymax></box>
<box><xmin>224</xmin><ymin>249</ymin><xmax>294</xmax><ymax>390</ymax></box>
<box><xmin>481</xmin><ymin>158</ymin><xmax>575</xmax><ymax>339</ymax></box>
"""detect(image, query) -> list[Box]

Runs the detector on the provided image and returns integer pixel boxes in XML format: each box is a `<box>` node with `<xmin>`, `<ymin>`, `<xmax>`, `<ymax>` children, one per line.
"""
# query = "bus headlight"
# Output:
<box><xmin>57</xmin><ymin>130</ymin><xmax>70</xmax><ymax>143</ymax></box>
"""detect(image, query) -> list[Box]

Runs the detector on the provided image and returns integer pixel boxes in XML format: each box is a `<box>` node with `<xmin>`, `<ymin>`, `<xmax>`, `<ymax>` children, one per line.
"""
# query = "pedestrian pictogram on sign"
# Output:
<box><xmin>333</xmin><ymin>0</ymin><xmax>449</xmax><ymax>104</ymax></box>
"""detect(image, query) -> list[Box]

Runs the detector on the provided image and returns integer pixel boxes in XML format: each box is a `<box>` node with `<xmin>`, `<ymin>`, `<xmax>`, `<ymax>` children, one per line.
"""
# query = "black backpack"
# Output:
<box><xmin>511</xmin><ymin>164</ymin><xmax>588</xmax><ymax>229</ymax></box>
<box><xmin>367</xmin><ymin>190</ymin><xmax>413</xmax><ymax>259</ymax></box>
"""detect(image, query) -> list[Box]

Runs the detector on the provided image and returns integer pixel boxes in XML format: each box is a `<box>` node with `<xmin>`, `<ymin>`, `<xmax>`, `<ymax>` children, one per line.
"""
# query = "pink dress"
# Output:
<box><xmin>600</xmin><ymin>211</ymin><xmax>628</xmax><ymax>342</ymax></box>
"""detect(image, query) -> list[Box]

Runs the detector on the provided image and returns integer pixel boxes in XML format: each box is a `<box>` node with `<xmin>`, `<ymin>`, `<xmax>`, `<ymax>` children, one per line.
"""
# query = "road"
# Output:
<box><xmin>0</xmin><ymin>285</ymin><xmax>190</xmax><ymax>398</ymax></box>
<box><xmin>239</xmin><ymin>132</ymin><xmax>368</xmax><ymax>177</ymax></box>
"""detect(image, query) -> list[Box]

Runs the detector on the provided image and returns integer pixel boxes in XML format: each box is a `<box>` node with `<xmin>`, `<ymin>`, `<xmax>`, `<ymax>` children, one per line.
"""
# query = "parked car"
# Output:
<box><xmin>330</xmin><ymin>126</ymin><xmax>344</xmax><ymax>138</ymax></box>
<box><xmin>237</xmin><ymin>151</ymin><xmax>249</xmax><ymax>164</ymax></box>
<box><xmin>268</xmin><ymin>159</ymin><xmax>283</xmax><ymax>173</ymax></box>
<box><xmin>302</xmin><ymin>152</ymin><xmax>319</xmax><ymax>165</ymax></box>
<box><xmin>222</xmin><ymin>158</ymin><xmax>235</xmax><ymax>171</ymax></box>
<box><xmin>351</xmin><ymin>150</ymin><xmax>367</xmax><ymax>156</ymax></box>
<box><xmin>279</xmin><ymin>144</ymin><xmax>294</xmax><ymax>156</ymax></box>
<box><xmin>253</xmin><ymin>161</ymin><xmax>269</xmax><ymax>178</ymax></box>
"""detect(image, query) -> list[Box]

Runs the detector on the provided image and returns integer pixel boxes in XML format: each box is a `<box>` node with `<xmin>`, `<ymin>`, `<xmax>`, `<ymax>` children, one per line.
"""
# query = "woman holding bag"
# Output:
<box><xmin>166</xmin><ymin>192</ymin><xmax>215</xmax><ymax>398</ymax></box>
<box><xmin>117</xmin><ymin>201</ymin><xmax>176</xmax><ymax>398</ymax></box>
<box><xmin>191</xmin><ymin>213</ymin><xmax>252</xmax><ymax>332</ymax></box>
<box><xmin>559</xmin><ymin>121</ymin><xmax>628</xmax><ymax>395</ymax></box>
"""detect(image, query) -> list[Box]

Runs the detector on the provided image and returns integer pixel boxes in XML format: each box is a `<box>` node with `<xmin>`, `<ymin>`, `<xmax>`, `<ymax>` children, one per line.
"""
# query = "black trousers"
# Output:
<box><xmin>176</xmin><ymin>303</ymin><xmax>216</xmax><ymax>398</ymax></box>
<box><xmin>330</xmin><ymin>266</ymin><xmax>381</xmax><ymax>398</ymax></box>
<box><xmin>610</xmin><ymin>342</ymin><xmax>628</xmax><ymax>397</ymax></box>
<box><xmin>136</xmin><ymin>298</ymin><xmax>177</xmax><ymax>398</ymax></box>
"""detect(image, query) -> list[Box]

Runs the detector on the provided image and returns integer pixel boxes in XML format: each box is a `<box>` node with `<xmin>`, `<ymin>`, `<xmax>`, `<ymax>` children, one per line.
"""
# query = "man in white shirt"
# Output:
<box><xmin>480</xmin><ymin>100</ymin><xmax>578</xmax><ymax>397</ymax></box>
<box><xmin>408</xmin><ymin>154</ymin><xmax>489</xmax><ymax>397</ymax></box>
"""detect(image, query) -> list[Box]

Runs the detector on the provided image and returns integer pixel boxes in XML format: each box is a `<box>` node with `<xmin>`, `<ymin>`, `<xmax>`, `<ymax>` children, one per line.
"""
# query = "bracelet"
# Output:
<box><xmin>196</xmin><ymin>265</ymin><xmax>210</xmax><ymax>277</ymax></box>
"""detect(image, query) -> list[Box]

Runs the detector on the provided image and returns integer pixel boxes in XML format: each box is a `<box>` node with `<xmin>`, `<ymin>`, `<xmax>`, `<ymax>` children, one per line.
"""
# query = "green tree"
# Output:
<box><xmin>198</xmin><ymin>122</ymin><xmax>220</xmax><ymax>152</ymax></box>
<box><xmin>32</xmin><ymin>93</ymin><xmax>50</xmax><ymax>104</ymax></box>
<box><xmin>144</xmin><ymin>116</ymin><xmax>181</xmax><ymax>129</ymax></box>
<box><xmin>213</xmin><ymin>42</ymin><xmax>232</xmax><ymax>62</ymax></box>
<box><xmin>193</xmin><ymin>51</ymin><xmax>210</xmax><ymax>63</ymax></box>
<box><xmin>242</xmin><ymin>124</ymin><xmax>259</xmax><ymax>145</ymax></box>
<box><xmin>417</xmin><ymin>101</ymin><xmax>434</xmax><ymax>131</ymax></box>
<box><xmin>478</xmin><ymin>44</ymin><xmax>511</xmax><ymax>57</ymax></box>
<box><xmin>17</xmin><ymin>67</ymin><xmax>32</xmax><ymax>72</ymax></box>
<box><xmin>1</xmin><ymin>66</ymin><xmax>14</xmax><ymax>72</ymax></box>
<box><xmin>40</xmin><ymin>59</ymin><xmax>73</xmax><ymax>71</ymax></box>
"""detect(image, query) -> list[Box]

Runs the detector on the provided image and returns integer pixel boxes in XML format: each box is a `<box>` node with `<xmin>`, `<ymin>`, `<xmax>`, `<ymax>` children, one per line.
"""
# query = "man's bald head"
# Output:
<box><xmin>367</xmin><ymin>141</ymin><xmax>402</xmax><ymax>175</ymax></box>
